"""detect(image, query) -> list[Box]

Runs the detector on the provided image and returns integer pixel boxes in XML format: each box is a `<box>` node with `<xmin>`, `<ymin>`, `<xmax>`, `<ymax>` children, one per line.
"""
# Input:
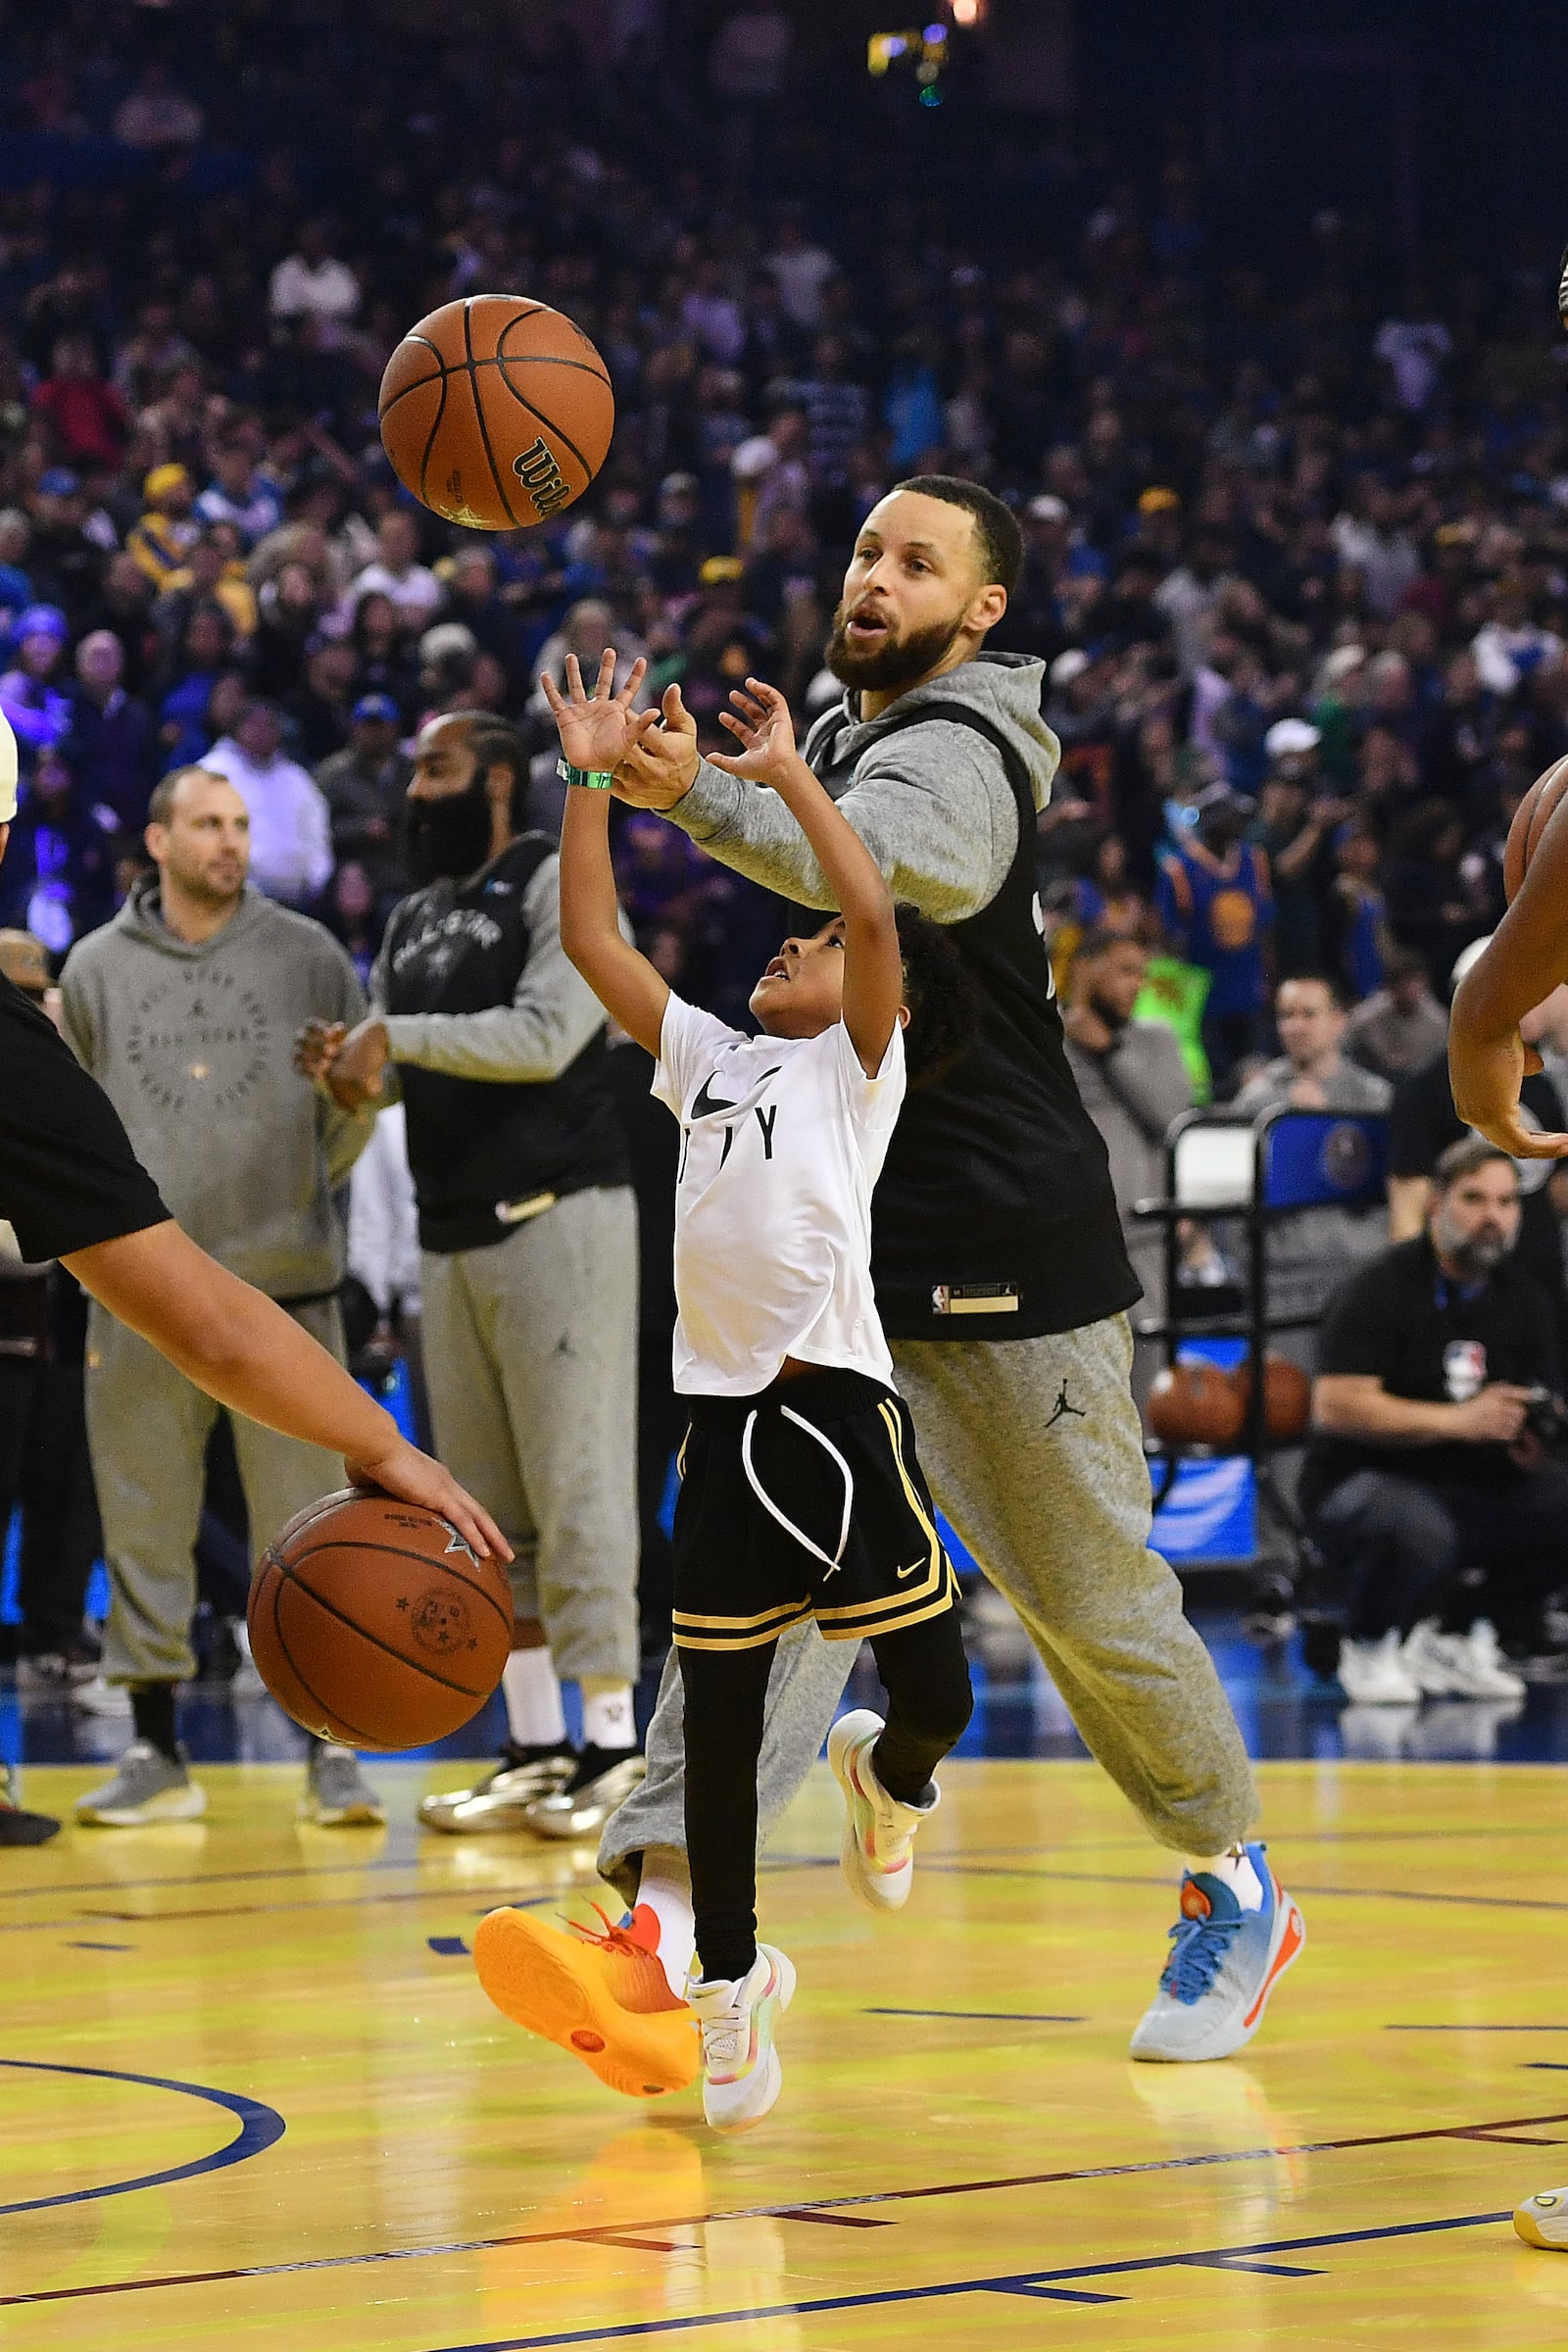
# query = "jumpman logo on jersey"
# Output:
<box><xmin>1044</xmin><ymin>1381</ymin><xmax>1086</xmax><ymax>1431</ymax></box>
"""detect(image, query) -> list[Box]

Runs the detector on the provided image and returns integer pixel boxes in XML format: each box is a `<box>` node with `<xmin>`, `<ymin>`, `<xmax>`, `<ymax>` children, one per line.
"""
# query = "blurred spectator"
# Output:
<box><xmin>200</xmin><ymin>700</ymin><xmax>333</xmax><ymax>907</ymax></box>
<box><xmin>1344</xmin><ymin>946</ymin><xmax>1449</xmax><ymax>1085</ymax></box>
<box><xmin>1</xmin><ymin>605</ymin><xmax>74</xmax><ymax>756</ymax></box>
<box><xmin>196</xmin><ymin>444</ymin><xmax>283</xmax><ymax>548</ymax></box>
<box><xmin>349</xmin><ymin>510</ymin><xmax>443</xmax><ymax>628</ymax></box>
<box><xmin>112</xmin><ymin>62</ymin><xmax>205</xmax><ymax>149</ymax></box>
<box><xmin>1155</xmin><ymin>787</ymin><xmax>1273</xmax><ymax>1094</ymax></box>
<box><xmin>1061</xmin><ymin>928</ymin><xmax>1194</xmax><ymax>1401</ymax></box>
<box><xmin>126</xmin><ymin>466</ymin><xmax>200</xmax><ymax>594</ymax></box>
<box><xmin>316</xmin><ymin>693</ymin><xmax>411</xmax><ymax>910</ymax></box>
<box><xmin>31</xmin><ymin>336</ymin><xmax>129</xmax><ymax>473</ymax></box>
<box><xmin>1305</xmin><ymin>1140</ymin><xmax>1565</xmax><ymax>1700</ymax></box>
<box><xmin>269</xmin><ymin>220</ymin><xmax>361</xmax><ymax>348</ymax></box>
<box><xmin>67</xmin><ymin>630</ymin><xmax>154</xmax><ymax>831</ymax></box>
<box><xmin>0</xmin><ymin>742</ymin><xmax>117</xmax><ymax>953</ymax></box>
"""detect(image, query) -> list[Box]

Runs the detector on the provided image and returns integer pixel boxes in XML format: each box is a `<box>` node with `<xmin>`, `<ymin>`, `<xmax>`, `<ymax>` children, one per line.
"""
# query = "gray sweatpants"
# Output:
<box><xmin>419</xmin><ymin>1186</ymin><xmax>640</xmax><ymax>1686</ymax></box>
<box><xmin>87</xmin><ymin>1298</ymin><xmax>346</xmax><ymax>1686</ymax></box>
<box><xmin>599</xmin><ymin>1313</ymin><xmax>1257</xmax><ymax>1900</ymax></box>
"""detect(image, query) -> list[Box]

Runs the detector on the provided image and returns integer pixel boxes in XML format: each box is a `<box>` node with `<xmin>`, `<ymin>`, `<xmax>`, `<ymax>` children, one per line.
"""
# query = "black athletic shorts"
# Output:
<box><xmin>671</xmin><ymin>1366</ymin><xmax>959</xmax><ymax>1654</ymax></box>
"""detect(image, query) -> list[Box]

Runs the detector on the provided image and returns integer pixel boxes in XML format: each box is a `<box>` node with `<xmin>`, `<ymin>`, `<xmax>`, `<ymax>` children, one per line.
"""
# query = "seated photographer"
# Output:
<box><xmin>1303</xmin><ymin>1136</ymin><xmax>1568</xmax><ymax>1705</ymax></box>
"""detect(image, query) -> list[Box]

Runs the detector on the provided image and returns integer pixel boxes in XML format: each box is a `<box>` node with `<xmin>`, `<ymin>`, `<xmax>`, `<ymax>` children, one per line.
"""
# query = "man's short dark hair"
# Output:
<box><xmin>1278</xmin><ymin>969</ymin><xmax>1348</xmax><ymax>1012</ymax></box>
<box><xmin>147</xmin><ymin>764</ymin><xmax>223</xmax><ymax>826</ymax></box>
<box><xmin>892</xmin><ymin>475</ymin><xmax>1023</xmax><ymax>598</ymax></box>
<box><xmin>1432</xmin><ymin>1135</ymin><xmax>1517</xmax><ymax>1196</ymax></box>
<box><xmin>1075</xmin><ymin>925</ymin><xmax>1144</xmax><ymax>968</ymax></box>
<box><xmin>895</xmin><ymin>904</ymin><xmax>979</xmax><ymax>1089</ymax></box>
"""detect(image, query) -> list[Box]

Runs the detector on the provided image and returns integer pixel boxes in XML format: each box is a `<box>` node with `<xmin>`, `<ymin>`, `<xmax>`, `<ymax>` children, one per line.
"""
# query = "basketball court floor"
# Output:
<box><xmin>6</xmin><ymin>1625</ymin><xmax>1568</xmax><ymax>2349</ymax></box>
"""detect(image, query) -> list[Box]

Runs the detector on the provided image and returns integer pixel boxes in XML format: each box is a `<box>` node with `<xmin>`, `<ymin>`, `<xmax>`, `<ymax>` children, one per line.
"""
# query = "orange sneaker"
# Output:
<box><xmin>473</xmin><ymin>1902</ymin><xmax>700</xmax><ymax>2099</ymax></box>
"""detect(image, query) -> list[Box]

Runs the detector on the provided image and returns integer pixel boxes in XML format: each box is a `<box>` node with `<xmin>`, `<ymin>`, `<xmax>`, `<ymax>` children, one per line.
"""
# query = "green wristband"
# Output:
<box><xmin>558</xmin><ymin>755</ymin><xmax>614</xmax><ymax>792</ymax></box>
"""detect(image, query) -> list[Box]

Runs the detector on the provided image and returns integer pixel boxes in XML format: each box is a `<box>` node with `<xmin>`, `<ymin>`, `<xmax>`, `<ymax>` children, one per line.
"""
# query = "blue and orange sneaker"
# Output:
<box><xmin>1128</xmin><ymin>1842</ymin><xmax>1304</xmax><ymax>2063</ymax></box>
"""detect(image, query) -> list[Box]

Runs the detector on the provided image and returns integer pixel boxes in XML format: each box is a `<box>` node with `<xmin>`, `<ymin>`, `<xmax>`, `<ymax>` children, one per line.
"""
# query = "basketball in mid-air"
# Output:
<box><xmin>248</xmin><ymin>1490</ymin><xmax>514</xmax><ymax>1747</ymax></box>
<box><xmin>1503</xmin><ymin>754</ymin><xmax>1568</xmax><ymax>903</ymax></box>
<box><xmin>377</xmin><ymin>293</ymin><xmax>614</xmax><ymax>531</ymax></box>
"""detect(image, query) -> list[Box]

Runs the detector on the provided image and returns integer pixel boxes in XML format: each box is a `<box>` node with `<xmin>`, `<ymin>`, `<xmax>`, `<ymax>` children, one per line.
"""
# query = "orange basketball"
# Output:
<box><xmin>377</xmin><ymin>294</ymin><xmax>614</xmax><ymax>531</ymax></box>
<box><xmin>1147</xmin><ymin>1362</ymin><xmax>1245</xmax><ymax>1449</ymax></box>
<box><xmin>248</xmin><ymin>1490</ymin><xmax>514</xmax><ymax>1748</ymax></box>
<box><xmin>1231</xmin><ymin>1352</ymin><xmax>1311</xmax><ymax>1443</ymax></box>
<box><xmin>1503</xmin><ymin>754</ymin><xmax>1568</xmax><ymax>903</ymax></box>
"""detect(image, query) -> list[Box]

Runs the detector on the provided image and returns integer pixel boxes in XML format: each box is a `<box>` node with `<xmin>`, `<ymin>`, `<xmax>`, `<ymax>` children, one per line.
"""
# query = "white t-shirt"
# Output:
<box><xmin>653</xmin><ymin>994</ymin><xmax>906</xmax><ymax>1397</ymax></box>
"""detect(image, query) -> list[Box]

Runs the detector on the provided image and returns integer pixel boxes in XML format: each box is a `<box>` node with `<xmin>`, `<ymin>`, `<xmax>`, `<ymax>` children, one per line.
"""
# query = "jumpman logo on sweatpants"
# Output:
<box><xmin>1044</xmin><ymin>1381</ymin><xmax>1086</xmax><ymax>1431</ymax></box>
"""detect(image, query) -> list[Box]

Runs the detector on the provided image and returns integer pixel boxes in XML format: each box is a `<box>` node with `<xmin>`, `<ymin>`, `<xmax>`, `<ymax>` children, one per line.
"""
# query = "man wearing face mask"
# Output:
<box><xmin>299</xmin><ymin>712</ymin><xmax>642</xmax><ymax>1838</ymax></box>
<box><xmin>1304</xmin><ymin>1136</ymin><xmax>1568</xmax><ymax>1704</ymax></box>
<box><xmin>1061</xmin><ymin>928</ymin><xmax>1194</xmax><ymax>1403</ymax></box>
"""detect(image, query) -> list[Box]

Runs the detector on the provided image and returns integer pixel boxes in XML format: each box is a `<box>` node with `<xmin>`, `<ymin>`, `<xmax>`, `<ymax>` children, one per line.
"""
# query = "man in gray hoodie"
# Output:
<box><xmin>60</xmin><ymin>763</ymin><xmax>381</xmax><ymax>1828</ymax></box>
<box><xmin>482</xmin><ymin>479</ymin><xmax>1302</xmax><ymax>2094</ymax></box>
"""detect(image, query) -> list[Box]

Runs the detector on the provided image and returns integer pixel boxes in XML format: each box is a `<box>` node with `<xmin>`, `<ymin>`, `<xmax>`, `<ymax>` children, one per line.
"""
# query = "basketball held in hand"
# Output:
<box><xmin>1503</xmin><ymin>754</ymin><xmax>1568</xmax><ymax>903</ymax></box>
<box><xmin>378</xmin><ymin>294</ymin><xmax>614</xmax><ymax>530</ymax></box>
<box><xmin>248</xmin><ymin>1491</ymin><xmax>514</xmax><ymax>1748</ymax></box>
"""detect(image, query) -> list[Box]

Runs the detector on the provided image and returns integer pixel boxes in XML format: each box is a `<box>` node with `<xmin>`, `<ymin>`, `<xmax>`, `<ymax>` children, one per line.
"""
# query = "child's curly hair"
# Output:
<box><xmin>894</xmin><ymin>904</ymin><xmax>980</xmax><ymax>1089</ymax></box>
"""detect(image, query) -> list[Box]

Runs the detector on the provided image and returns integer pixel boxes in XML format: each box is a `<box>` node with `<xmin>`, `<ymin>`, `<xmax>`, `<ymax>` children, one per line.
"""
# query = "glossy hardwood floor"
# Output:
<box><xmin>5</xmin><ymin>1754</ymin><xmax>1568</xmax><ymax>2348</ymax></box>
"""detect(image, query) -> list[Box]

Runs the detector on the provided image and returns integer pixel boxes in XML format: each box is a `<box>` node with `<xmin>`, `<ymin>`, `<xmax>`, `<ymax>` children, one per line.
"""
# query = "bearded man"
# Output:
<box><xmin>302</xmin><ymin>712</ymin><xmax>643</xmax><ymax>1839</ymax></box>
<box><xmin>476</xmin><ymin>476</ymin><xmax>1304</xmax><ymax>2094</ymax></box>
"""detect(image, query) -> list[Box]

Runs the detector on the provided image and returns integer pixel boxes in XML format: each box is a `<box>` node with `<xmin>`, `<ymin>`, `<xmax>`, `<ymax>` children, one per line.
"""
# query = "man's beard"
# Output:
<box><xmin>406</xmin><ymin>785</ymin><xmax>493</xmax><ymax>886</ymax></box>
<box><xmin>825</xmin><ymin>601</ymin><xmax>964</xmax><ymax>693</ymax></box>
<box><xmin>1432</xmin><ymin>1204</ymin><xmax>1514</xmax><ymax>1280</ymax></box>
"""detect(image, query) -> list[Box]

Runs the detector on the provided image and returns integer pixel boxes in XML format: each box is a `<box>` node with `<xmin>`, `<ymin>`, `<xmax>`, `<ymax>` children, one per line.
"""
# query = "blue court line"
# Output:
<box><xmin>1524</xmin><ymin>2063</ymin><xmax>1568</xmax><ymax>2073</ymax></box>
<box><xmin>914</xmin><ymin>1861</ymin><xmax>1568</xmax><ymax>1915</ymax></box>
<box><xmin>863</xmin><ymin>2007</ymin><xmax>1087</xmax><ymax>2024</ymax></box>
<box><xmin>428</xmin><ymin>1936</ymin><xmax>471</xmax><ymax>1956</ymax></box>
<box><xmin>1391</xmin><ymin>2024</ymin><xmax>1568</xmax><ymax>2033</ymax></box>
<box><xmin>415</xmin><ymin>2207</ymin><xmax>1512</xmax><ymax>2349</ymax></box>
<box><xmin>0</xmin><ymin>2059</ymin><xmax>284</xmax><ymax>2217</ymax></box>
<box><xmin>64</xmin><ymin>1940</ymin><xmax>133</xmax><ymax>1951</ymax></box>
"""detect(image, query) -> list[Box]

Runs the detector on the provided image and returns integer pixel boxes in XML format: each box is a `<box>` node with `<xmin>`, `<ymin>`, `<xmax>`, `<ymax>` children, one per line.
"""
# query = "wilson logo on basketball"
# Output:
<box><xmin>410</xmin><ymin>1590</ymin><xmax>477</xmax><ymax>1655</ymax></box>
<box><xmin>513</xmin><ymin>435</ymin><xmax>570</xmax><ymax>517</ymax></box>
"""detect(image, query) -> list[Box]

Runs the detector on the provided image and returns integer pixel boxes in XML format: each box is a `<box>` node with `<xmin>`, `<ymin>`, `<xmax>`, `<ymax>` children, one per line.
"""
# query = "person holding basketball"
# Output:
<box><xmin>0</xmin><ymin>710</ymin><xmax>508</xmax><ymax>1844</ymax></box>
<box><xmin>477</xmin><ymin>649</ymin><xmax>973</xmax><ymax>2130</ymax></box>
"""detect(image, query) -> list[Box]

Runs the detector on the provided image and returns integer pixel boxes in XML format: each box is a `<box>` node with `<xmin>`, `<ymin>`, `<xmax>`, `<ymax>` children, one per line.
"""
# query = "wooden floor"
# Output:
<box><xmin>6</xmin><ymin>1756</ymin><xmax>1568</xmax><ymax>2348</ymax></box>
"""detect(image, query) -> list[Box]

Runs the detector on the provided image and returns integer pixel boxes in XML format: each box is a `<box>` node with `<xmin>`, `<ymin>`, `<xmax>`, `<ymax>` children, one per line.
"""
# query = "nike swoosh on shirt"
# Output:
<box><xmin>692</xmin><ymin>1067</ymin><xmax>780</xmax><ymax>1120</ymax></box>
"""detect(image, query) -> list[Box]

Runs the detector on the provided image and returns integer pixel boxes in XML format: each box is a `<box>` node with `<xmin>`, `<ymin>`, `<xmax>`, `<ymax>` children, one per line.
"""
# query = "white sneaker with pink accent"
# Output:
<box><xmin>827</xmin><ymin>1707</ymin><xmax>940</xmax><ymax>1915</ymax></box>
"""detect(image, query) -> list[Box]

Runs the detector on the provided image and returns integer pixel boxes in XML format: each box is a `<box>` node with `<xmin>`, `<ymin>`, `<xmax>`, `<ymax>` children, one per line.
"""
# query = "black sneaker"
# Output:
<box><xmin>0</xmin><ymin>1762</ymin><xmax>61</xmax><ymax>1845</ymax></box>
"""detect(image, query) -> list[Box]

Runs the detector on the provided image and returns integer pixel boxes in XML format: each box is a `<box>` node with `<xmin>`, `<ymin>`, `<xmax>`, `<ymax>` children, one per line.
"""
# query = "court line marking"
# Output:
<box><xmin>5</xmin><ymin>2105</ymin><xmax>1555</xmax><ymax>2307</ymax></box>
<box><xmin>914</xmin><ymin>1862</ymin><xmax>1568</xmax><ymax>1914</ymax></box>
<box><xmin>863</xmin><ymin>2007</ymin><xmax>1088</xmax><ymax>2023</ymax></box>
<box><xmin>1390</xmin><ymin>2024</ymin><xmax>1568</xmax><ymax>2033</ymax></box>
<box><xmin>414</xmin><ymin>2207</ymin><xmax>1513</xmax><ymax>2348</ymax></box>
<box><xmin>0</xmin><ymin>1886</ymin><xmax>582</xmax><ymax>1935</ymax></box>
<box><xmin>0</xmin><ymin>2058</ymin><xmax>284</xmax><ymax>2217</ymax></box>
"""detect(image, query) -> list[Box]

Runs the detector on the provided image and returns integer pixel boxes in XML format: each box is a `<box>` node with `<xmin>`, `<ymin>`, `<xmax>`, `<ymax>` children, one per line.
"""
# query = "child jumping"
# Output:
<box><xmin>544</xmin><ymin>649</ymin><xmax>974</xmax><ymax>2131</ymax></box>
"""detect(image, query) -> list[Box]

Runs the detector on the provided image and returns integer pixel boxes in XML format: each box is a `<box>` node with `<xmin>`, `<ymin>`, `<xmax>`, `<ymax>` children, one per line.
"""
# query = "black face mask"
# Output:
<box><xmin>406</xmin><ymin>782</ymin><xmax>493</xmax><ymax>887</ymax></box>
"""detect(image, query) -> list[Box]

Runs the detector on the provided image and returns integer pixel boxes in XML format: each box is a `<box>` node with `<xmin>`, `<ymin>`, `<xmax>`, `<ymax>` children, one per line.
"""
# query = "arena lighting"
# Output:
<box><xmin>867</xmin><ymin>22</ymin><xmax>949</xmax><ymax>87</ymax></box>
<box><xmin>952</xmin><ymin>0</ymin><xmax>982</xmax><ymax>21</ymax></box>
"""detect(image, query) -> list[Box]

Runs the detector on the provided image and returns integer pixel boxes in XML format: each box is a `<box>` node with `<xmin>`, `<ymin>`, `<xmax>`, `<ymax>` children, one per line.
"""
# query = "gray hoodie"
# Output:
<box><xmin>60</xmin><ymin>879</ymin><xmax>372</xmax><ymax>1298</ymax></box>
<box><xmin>668</xmin><ymin>654</ymin><xmax>1056</xmax><ymax>917</ymax></box>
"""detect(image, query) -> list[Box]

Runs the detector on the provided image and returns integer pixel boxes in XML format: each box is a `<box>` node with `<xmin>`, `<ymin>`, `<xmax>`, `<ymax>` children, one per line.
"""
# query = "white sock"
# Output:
<box><xmin>1187</xmin><ymin>1845</ymin><xmax>1264</xmax><ymax>1911</ymax></box>
<box><xmin>581</xmin><ymin>1683</ymin><xmax>635</xmax><ymax>1751</ymax></box>
<box><xmin>501</xmin><ymin>1647</ymin><xmax>568</xmax><ymax>1749</ymax></box>
<box><xmin>636</xmin><ymin>1846</ymin><xmax>696</xmax><ymax>1995</ymax></box>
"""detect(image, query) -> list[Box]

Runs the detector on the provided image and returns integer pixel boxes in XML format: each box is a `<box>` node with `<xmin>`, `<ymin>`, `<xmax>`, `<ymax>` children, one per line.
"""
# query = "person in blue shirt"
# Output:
<box><xmin>1155</xmin><ymin>786</ymin><xmax>1273</xmax><ymax>1093</ymax></box>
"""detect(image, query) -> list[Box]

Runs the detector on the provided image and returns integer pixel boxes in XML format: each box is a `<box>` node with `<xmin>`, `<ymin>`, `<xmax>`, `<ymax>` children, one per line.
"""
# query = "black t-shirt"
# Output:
<box><xmin>1389</xmin><ymin>1048</ymin><xmax>1568</xmax><ymax>1339</ymax></box>
<box><xmin>1300</xmin><ymin>1233</ymin><xmax>1561</xmax><ymax>1514</ymax></box>
<box><xmin>0</xmin><ymin>973</ymin><xmax>169</xmax><ymax>1263</ymax></box>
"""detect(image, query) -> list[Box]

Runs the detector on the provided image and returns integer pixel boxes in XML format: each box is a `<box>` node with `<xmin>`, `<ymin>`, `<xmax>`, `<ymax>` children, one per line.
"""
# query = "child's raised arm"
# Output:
<box><xmin>710</xmin><ymin>678</ymin><xmax>903</xmax><ymax>1075</ymax></box>
<box><xmin>547</xmin><ymin>652</ymin><xmax>670</xmax><ymax>1059</ymax></box>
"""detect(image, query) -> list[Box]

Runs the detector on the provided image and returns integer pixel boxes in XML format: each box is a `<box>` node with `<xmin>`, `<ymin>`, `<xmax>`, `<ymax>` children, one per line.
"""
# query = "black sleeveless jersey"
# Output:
<box><xmin>804</xmin><ymin>699</ymin><xmax>1140</xmax><ymax>1344</ymax></box>
<box><xmin>381</xmin><ymin>834</ymin><xmax>629</xmax><ymax>1254</ymax></box>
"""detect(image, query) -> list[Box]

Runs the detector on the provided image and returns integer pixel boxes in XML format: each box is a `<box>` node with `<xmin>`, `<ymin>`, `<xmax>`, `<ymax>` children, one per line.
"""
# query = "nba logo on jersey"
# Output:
<box><xmin>1443</xmin><ymin>1340</ymin><xmax>1488</xmax><ymax>1401</ymax></box>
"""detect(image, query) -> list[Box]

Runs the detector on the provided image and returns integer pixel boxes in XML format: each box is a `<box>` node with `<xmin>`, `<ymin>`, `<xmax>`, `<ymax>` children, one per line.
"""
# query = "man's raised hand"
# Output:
<box><xmin>541</xmin><ymin>650</ymin><xmax>651</xmax><ymax>776</ymax></box>
<box><xmin>611</xmin><ymin>680</ymin><xmax>701</xmax><ymax>809</ymax></box>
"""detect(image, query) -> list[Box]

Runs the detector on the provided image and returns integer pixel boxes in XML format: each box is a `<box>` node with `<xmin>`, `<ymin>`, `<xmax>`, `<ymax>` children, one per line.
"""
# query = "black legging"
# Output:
<box><xmin>678</xmin><ymin>1608</ymin><xmax>973</xmax><ymax>1984</ymax></box>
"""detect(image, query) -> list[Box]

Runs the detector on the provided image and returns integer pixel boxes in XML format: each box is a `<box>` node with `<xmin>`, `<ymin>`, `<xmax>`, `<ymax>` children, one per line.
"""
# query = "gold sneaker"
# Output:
<box><xmin>418</xmin><ymin>1747</ymin><xmax>576</xmax><ymax>1835</ymax></box>
<box><xmin>524</xmin><ymin>1747</ymin><xmax>646</xmax><ymax>1841</ymax></box>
